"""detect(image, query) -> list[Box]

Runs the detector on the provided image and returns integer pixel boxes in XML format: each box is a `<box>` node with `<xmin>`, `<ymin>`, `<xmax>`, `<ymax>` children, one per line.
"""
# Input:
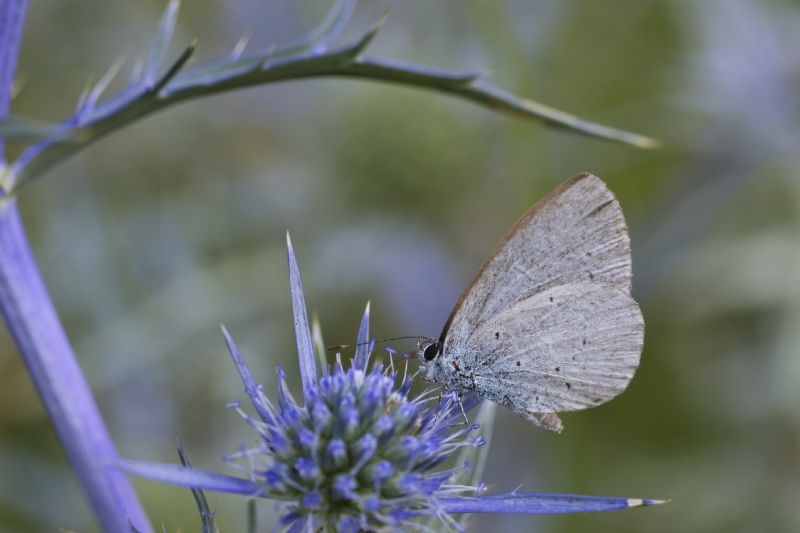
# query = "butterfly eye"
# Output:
<box><xmin>422</xmin><ymin>341</ymin><xmax>440</xmax><ymax>361</ymax></box>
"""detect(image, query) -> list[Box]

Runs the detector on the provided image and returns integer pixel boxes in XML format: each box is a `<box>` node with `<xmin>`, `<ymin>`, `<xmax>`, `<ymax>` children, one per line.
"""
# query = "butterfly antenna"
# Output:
<box><xmin>378</xmin><ymin>335</ymin><xmax>432</xmax><ymax>344</ymax></box>
<box><xmin>327</xmin><ymin>335</ymin><xmax>433</xmax><ymax>351</ymax></box>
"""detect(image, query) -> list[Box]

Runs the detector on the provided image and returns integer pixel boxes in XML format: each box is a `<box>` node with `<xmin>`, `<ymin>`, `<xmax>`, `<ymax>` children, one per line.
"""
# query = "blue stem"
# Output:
<box><xmin>0</xmin><ymin>1</ymin><xmax>151</xmax><ymax>531</ymax></box>
<box><xmin>0</xmin><ymin>0</ymin><xmax>25</xmax><ymax>164</ymax></box>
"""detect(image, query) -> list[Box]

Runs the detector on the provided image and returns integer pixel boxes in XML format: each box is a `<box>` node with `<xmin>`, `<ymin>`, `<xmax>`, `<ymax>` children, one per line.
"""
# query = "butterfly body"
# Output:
<box><xmin>422</xmin><ymin>173</ymin><xmax>644</xmax><ymax>433</ymax></box>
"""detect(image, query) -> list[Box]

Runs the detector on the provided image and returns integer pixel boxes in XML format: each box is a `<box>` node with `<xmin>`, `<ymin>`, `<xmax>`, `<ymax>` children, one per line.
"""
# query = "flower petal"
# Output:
<box><xmin>221</xmin><ymin>325</ymin><xmax>273</xmax><ymax>425</ymax></box>
<box><xmin>354</xmin><ymin>300</ymin><xmax>370</xmax><ymax>370</ymax></box>
<box><xmin>286</xmin><ymin>232</ymin><xmax>317</xmax><ymax>401</ymax></box>
<box><xmin>439</xmin><ymin>492</ymin><xmax>666</xmax><ymax>514</ymax></box>
<box><xmin>116</xmin><ymin>459</ymin><xmax>265</xmax><ymax>496</ymax></box>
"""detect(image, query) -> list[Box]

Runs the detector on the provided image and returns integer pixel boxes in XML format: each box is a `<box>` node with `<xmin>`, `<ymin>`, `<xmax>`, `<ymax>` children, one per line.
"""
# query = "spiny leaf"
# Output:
<box><xmin>271</xmin><ymin>0</ymin><xmax>357</xmax><ymax>57</ymax></box>
<box><xmin>230</xmin><ymin>31</ymin><xmax>253</xmax><ymax>60</ymax></box>
<box><xmin>353</xmin><ymin>301</ymin><xmax>371</xmax><ymax>370</ymax></box>
<box><xmin>117</xmin><ymin>459</ymin><xmax>265</xmax><ymax>496</ymax></box>
<box><xmin>143</xmin><ymin>0</ymin><xmax>181</xmax><ymax>87</ymax></box>
<box><xmin>440</xmin><ymin>493</ymin><xmax>668</xmax><ymax>514</ymax></box>
<box><xmin>77</xmin><ymin>51</ymin><xmax>128</xmax><ymax>118</ymax></box>
<box><xmin>177</xmin><ymin>440</ymin><xmax>216</xmax><ymax>533</ymax></box>
<box><xmin>304</xmin><ymin>0</ymin><xmax>357</xmax><ymax>53</ymax></box>
<box><xmin>286</xmin><ymin>232</ymin><xmax>317</xmax><ymax>401</ymax></box>
<box><xmin>337</xmin><ymin>12</ymin><xmax>388</xmax><ymax>59</ymax></box>
<box><xmin>152</xmin><ymin>41</ymin><xmax>196</xmax><ymax>95</ymax></box>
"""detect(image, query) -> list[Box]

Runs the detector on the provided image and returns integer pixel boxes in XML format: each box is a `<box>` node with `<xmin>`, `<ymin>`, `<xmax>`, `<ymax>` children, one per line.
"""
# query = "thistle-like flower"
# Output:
<box><xmin>225</xmin><ymin>357</ymin><xmax>483</xmax><ymax>531</ymax></box>
<box><xmin>119</xmin><ymin>234</ymin><xmax>663</xmax><ymax>531</ymax></box>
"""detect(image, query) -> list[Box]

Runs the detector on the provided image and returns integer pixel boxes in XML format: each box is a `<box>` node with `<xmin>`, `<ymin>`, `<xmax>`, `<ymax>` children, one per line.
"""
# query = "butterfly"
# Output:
<box><xmin>419</xmin><ymin>173</ymin><xmax>644</xmax><ymax>432</ymax></box>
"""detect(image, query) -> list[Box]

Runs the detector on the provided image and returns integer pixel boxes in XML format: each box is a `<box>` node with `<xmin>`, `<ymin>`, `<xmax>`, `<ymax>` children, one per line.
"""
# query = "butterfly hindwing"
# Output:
<box><xmin>457</xmin><ymin>283</ymin><xmax>643</xmax><ymax>431</ymax></box>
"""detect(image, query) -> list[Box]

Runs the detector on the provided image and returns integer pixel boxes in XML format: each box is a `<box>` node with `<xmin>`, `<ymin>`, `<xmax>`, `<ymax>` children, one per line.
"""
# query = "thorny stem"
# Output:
<box><xmin>6</xmin><ymin>14</ymin><xmax>657</xmax><ymax>193</ymax></box>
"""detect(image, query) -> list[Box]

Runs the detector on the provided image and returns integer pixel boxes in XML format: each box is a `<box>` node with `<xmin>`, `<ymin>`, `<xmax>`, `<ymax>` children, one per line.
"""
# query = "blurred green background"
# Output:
<box><xmin>2</xmin><ymin>0</ymin><xmax>799</xmax><ymax>531</ymax></box>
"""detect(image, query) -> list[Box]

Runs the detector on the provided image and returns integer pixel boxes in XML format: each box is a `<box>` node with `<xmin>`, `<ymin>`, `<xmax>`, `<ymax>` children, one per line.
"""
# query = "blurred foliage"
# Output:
<box><xmin>1</xmin><ymin>0</ymin><xmax>799</xmax><ymax>531</ymax></box>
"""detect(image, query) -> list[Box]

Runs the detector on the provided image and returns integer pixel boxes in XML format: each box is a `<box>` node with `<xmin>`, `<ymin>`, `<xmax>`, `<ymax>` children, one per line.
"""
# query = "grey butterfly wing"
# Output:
<box><xmin>440</xmin><ymin>173</ymin><xmax>632</xmax><ymax>353</ymax></box>
<box><xmin>462</xmin><ymin>283</ymin><xmax>643</xmax><ymax>432</ymax></box>
<box><xmin>435</xmin><ymin>173</ymin><xmax>641</xmax><ymax>431</ymax></box>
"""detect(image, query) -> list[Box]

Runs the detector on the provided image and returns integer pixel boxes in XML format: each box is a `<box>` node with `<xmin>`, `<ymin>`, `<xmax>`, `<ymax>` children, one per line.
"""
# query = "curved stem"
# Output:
<box><xmin>8</xmin><ymin>21</ymin><xmax>658</xmax><ymax>192</ymax></box>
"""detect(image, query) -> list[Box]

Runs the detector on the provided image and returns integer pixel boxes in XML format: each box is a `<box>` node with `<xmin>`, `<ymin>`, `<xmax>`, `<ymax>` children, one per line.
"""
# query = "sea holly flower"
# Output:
<box><xmin>118</xmin><ymin>234</ymin><xmax>663</xmax><ymax>531</ymax></box>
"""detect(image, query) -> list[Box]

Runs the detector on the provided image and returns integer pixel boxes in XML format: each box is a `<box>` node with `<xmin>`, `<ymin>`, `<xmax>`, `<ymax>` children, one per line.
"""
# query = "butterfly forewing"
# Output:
<box><xmin>441</xmin><ymin>173</ymin><xmax>632</xmax><ymax>353</ymax></box>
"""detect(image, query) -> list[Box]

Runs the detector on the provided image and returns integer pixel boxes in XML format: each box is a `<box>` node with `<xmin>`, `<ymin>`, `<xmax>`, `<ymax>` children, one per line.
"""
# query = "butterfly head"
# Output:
<box><xmin>420</xmin><ymin>340</ymin><xmax>441</xmax><ymax>362</ymax></box>
<box><xmin>416</xmin><ymin>339</ymin><xmax>444</xmax><ymax>382</ymax></box>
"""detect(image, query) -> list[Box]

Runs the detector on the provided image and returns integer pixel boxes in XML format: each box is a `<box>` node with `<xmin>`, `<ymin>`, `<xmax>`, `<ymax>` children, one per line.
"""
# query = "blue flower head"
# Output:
<box><xmin>118</xmin><ymin>234</ymin><xmax>664</xmax><ymax>531</ymax></box>
<box><xmin>226</xmin><ymin>347</ymin><xmax>482</xmax><ymax>530</ymax></box>
<box><xmin>219</xmin><ymin>236</ymin><xmax>484</xmax><ymax>531</ymax></box>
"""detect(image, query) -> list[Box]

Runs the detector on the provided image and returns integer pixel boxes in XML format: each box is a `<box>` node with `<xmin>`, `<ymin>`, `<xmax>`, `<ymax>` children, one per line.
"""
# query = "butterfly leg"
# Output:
<box><xmin>433</xmin><ymin>391</ymin><xmax>443</xmax><ymax>426</ymax></box>
<box><xmin>457</xmin><ymin>392</ymin><xmax>470</xmax><ymax>425</ymax></box>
